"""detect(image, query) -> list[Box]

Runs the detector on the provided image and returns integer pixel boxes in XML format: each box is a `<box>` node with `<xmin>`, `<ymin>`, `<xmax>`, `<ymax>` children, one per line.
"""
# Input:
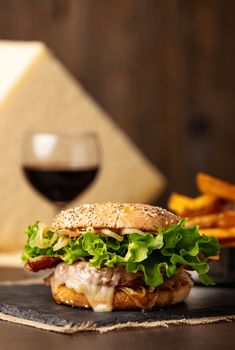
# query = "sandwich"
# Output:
<box><xmin>22</xmin><ymin>203</ymin><xmax>219</xmax><ymax>312</ymax></box>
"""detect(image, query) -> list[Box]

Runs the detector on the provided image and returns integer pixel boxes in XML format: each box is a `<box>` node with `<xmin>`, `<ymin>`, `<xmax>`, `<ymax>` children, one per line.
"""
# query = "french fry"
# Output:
<box><xmin>168</xmin><ymin>192</ymin><xmax>219</xmax><ymax>217</ymax></box>
<box><xmin>187</xmin><ymin>211</ymin><xmax>235</xmax><ymax>228</ymax></box>
<box><xmin>217</xmin><ymin>211</ymin><xmax>235</xmax><ymax>227</ymax></box>
<box><xmin>186</xmin><ymin>213</ymin><xmax>218</xmax><ymax>228</ymax></box>
<box><xmin>168</xmin><ymin>173</ymin><xmax>235</xmax><ymax>247</ymax></box>
<box><xmin>196</xmin><ymin>172</ymin><xmax>235</xmax><ymax>202</ymax></box>
<box><xmin>199</xmin><ymin>227</ymin><xmax>235</xmax><ymax>240</ymax></box>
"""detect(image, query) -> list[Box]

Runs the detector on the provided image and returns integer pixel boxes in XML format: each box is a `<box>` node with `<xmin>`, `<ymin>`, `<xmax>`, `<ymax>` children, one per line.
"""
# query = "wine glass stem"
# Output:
<box><xmin>54</xmin><ymin>202</ymin><xmax>67</xmax><ymax>215</ymax></box>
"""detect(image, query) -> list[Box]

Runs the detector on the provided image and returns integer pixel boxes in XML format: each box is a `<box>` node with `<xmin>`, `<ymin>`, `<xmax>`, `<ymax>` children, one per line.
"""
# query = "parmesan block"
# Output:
<box><xmin>0</xmin><ymin>41</ymin><xmax>165</xmax><ymax>250</ymax></box>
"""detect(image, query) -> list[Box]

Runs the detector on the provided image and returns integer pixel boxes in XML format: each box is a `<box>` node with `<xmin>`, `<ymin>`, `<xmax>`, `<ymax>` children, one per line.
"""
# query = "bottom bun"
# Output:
<box><xmin>50</xmin><ymin>269</ymin><xmax>193</xmax><ymax>310</ymax></box>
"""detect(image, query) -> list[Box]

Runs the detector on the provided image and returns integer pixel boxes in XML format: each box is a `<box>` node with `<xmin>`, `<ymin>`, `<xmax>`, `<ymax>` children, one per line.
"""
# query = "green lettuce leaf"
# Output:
<box><xmin>21</xmin><ymin>222</ymin><xmax>61</xmax><ymax>261</ymax></box>
<box><xmin>22</xmin><ymin>219</ymin><xmax>220</xmax><ymax>287</ymax></box>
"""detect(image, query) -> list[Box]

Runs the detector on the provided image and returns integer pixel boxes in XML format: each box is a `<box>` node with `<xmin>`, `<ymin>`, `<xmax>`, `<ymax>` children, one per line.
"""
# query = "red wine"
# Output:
<box><xmin>23</xmin><ymin>165</ymin><xmax>99</xmax><ymax>203</ymax></box>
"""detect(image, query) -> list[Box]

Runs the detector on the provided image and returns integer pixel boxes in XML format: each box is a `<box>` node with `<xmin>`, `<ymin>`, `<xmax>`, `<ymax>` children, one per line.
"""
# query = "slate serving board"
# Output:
<box><xmin>0</xmin><ymin>283</ymin><xmax>234</xmax><ymax>332</ymax></box>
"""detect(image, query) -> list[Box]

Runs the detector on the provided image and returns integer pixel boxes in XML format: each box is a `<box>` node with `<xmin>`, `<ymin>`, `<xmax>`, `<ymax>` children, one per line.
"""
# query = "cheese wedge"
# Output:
<box><xmin>0</xmin><ymin>41</ymin><xmax>165</xmax><ymax>250</ymax></box>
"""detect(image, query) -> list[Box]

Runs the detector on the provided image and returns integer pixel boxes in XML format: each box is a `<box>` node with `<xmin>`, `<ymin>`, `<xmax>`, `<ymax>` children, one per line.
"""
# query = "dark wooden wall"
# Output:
<box><xmin>1</xmin><ymin>0</ymin><xmax>235</xmax><ymax>204</ymax></box>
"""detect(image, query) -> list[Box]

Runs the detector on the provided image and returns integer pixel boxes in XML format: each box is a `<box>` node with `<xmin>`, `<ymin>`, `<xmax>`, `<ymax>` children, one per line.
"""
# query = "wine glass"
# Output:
<box><xmin>22</xmin><ymin>131</ymin><xmax>100</xmax><ymax>213</ymax></box>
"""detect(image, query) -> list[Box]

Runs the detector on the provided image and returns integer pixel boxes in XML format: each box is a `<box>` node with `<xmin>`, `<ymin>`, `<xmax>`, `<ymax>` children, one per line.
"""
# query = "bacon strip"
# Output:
<box><xmin>25</xmin><ymin>256</ymin><xmax>61</xmax><ymax>272</ymax></box>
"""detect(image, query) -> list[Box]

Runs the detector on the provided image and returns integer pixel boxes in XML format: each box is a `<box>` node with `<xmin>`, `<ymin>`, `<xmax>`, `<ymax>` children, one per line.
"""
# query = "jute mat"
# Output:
<box><xmin>0</xmin><ymin>280</ymin><xmax>234</xmax><ymax>334</ymax></box>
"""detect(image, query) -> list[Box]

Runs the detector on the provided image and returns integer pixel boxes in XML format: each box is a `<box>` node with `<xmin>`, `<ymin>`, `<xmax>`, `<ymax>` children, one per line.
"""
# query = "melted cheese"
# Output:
<box><xmin>54</xmin><ymin>262</ymin><xmax>121</xmax><ymax>311</ymax></box>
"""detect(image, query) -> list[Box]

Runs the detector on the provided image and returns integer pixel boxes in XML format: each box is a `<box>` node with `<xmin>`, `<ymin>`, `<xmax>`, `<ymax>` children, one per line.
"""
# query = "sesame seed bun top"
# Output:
<box><xmin>52</xmin><ymin>203</ymin><xmax>179</xmax><ymax>232</ymax></box>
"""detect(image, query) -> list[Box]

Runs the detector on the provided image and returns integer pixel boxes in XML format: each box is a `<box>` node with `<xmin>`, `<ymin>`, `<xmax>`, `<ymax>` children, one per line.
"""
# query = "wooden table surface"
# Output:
<box><xmin>0</xmin><ymin>267</ymin><xmax>235</xmax><ymax>350</ymax></box>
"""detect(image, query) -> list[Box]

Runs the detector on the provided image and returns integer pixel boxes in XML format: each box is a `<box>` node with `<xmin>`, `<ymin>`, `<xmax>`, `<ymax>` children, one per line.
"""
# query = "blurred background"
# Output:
<box><xmin>1</xmin><ymin>0</ymin><xmax>235</xmax><ymax>204</ymax></box>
